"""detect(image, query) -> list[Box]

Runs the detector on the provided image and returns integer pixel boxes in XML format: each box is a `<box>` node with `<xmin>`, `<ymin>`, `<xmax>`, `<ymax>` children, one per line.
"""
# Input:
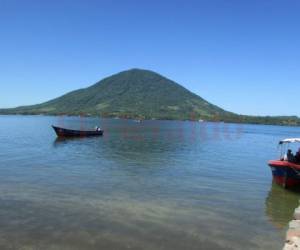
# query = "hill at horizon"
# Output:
<box><xmin>0</xmin><ymin>69</ymin><xmax>299</xmax><ymax>126</ymax></box>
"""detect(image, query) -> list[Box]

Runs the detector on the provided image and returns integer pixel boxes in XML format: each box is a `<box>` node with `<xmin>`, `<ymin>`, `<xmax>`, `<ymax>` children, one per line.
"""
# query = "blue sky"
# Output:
<box><xmin>0</xmin><ymin>0</ymin><xmax>299</xmax><ymax>116</ymax></box>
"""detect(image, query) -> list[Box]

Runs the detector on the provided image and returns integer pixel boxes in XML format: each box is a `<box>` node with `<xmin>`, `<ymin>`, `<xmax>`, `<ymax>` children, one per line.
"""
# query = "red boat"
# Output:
<box><xmin>268</xmin><ymin>138</ymin><xmax>300</xmax><ymax>188</ymax></box>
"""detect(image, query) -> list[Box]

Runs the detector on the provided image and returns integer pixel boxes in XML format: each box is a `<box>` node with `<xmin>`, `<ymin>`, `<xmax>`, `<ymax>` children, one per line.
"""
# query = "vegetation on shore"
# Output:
<box><xmin>0</xmin><ymin>69</ymin><xmax>299</xmax><ymax>126</ymax></box>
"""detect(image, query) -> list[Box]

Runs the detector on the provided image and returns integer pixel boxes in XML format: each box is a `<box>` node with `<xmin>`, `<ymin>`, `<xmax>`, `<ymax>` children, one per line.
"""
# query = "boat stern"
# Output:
<box><xmin>268</xmin><ymin>160</ymin><xmax>300</xmax><ymax>188</ymax></box>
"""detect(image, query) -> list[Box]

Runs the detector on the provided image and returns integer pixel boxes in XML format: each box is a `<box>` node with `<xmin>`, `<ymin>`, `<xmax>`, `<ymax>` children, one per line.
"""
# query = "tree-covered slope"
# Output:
<box><xmin>0</xmin><ymin>69</ymin><xmax>230</xmax><ymax>120</ymax></box>
<box><xmin>0</xmin><ymin>68</ymin><xmax>299</xmax><ymax>125</ymax></box>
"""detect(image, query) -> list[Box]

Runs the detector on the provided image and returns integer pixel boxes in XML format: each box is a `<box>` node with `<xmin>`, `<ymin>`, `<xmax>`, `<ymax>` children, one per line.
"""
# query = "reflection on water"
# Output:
<box><xmin>1</xmin><ymin>116</ymin><xmax>300</xmax><ymax>249</ymax></box>
<box><xmin>265</xmin><ymin>182</ymin><xmax>300</xmax><ymax>229</ymax></box>
<box><xmin>53</xmin><ymin>136</ymin><xmax>93</xmax><ymax>146</ymax></box>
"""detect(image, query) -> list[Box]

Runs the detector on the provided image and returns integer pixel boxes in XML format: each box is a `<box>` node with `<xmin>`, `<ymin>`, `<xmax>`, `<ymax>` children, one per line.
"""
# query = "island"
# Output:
<box><xmin>0</xmin><ymin>68</ymin><xmax>299</xmax><ymax>126</ymax></box>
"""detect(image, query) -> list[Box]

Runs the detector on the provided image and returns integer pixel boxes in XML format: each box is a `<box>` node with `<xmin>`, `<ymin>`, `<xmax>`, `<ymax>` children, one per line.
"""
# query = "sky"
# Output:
<box><xmin>0</xmin><ymin>0</ymin><xmax>299</xmax><ymax>116</ymax></box>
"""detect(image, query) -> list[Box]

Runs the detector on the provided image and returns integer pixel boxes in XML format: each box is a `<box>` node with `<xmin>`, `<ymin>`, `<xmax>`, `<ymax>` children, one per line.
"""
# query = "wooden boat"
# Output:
<box><xmin>268</xmin><ymin>138</ymin><xmax>300</xmax><ymax>188</ymax></box>
<box><xmin>52</xmin><ymin>125</ymin><xmax>103</xmax><ymax>137</ymax></box>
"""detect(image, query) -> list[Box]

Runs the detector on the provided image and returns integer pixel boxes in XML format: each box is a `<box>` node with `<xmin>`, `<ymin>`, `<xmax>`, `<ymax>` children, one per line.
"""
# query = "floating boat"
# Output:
<box><xmin>268</xmin><ymin>138</ymin><xmax>300</xmax><ymax>188</ymax></box>
<box><xmin>52</xmin><ymin>125</ymin><xmax>103</xmax><ymax>137</ymax></box>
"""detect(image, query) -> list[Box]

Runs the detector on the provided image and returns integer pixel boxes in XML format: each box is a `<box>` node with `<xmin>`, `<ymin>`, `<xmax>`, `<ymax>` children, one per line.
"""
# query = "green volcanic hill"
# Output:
<box><xmin>0</xmin><ymin>69</ymin><xmax>229</xmax><ymax>120</ymax></box>
<box><xmin>0</xmin><ymin>69</ymin><xmax>299</xmax><ymax>125</ymax></box>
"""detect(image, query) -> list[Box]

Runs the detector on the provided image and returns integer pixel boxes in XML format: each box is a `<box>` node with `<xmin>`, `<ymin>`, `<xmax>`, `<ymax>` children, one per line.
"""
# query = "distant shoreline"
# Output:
<box><xmin>1</xmin><ymin>113</ymin><xmax>299</xmax><ymax>127</ymax></box>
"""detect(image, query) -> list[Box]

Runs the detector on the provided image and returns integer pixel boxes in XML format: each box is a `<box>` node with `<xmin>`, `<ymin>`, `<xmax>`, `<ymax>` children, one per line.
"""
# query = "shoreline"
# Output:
<box><xmin>283</xmin><ymin>202</ymin><xmax>300</xmax><ymax>249</ymax></box>
<box><xmin>0</xmin><ymin>113</ymin><xmax>300</xmax><ymax>127</ymax></box>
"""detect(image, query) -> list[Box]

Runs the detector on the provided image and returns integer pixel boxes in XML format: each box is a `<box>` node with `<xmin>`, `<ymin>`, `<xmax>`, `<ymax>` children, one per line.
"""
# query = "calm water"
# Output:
<box><xmin>0</xmin><ymin>115</ymin><xmax>300</xmax><ymax>250</ymax></box>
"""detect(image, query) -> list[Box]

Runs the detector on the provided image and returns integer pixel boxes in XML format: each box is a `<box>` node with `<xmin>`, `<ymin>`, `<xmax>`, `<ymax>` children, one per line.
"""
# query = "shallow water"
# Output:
<box><xmin>0</xmin><ymin>115</ymin><xmax>300</xmax><ymax>250</ymax></box>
